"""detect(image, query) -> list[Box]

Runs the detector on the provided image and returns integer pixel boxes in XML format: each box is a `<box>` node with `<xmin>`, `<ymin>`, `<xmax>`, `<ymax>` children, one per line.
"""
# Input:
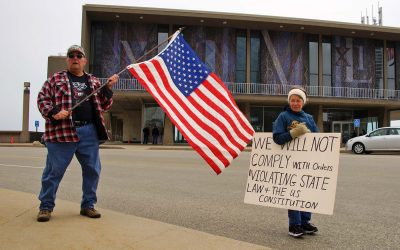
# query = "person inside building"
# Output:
<box><xmin>142</xmin><ymin>125</ymin><xmax>150</xmax><ymax>144</ymax></box>
<box><xmin>36</xmin><ymin>45</ymin><xmax>119</xmax><ymax>222</ymax></box>
<box><xmin>152</xmin><ymin>125</ymin><xmax>159</xmax><ymax>144</ymax></box>
<box><xmin>272</xmin><ymin>86</ymin><xmax>319</xmax><ymax>238</ymax></box>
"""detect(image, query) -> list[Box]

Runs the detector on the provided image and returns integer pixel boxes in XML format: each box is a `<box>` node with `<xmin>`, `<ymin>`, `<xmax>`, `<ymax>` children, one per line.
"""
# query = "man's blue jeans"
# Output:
<box><xmin>288</xmin><ymin>209</ymin><xmax>311</xmax><ymax>225</ymax></box>
<box><xmin>38</xmin><ymin>124</ymin><xmax>101</xmax><ymax>211</ymax></box>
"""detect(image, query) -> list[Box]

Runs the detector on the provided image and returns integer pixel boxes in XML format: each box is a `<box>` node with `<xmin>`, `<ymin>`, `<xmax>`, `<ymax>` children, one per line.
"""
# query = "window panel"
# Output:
<box><xmin>236</xmin><ymin>30</ymin><xmax>246</xmax><ymax>83</ymax></box>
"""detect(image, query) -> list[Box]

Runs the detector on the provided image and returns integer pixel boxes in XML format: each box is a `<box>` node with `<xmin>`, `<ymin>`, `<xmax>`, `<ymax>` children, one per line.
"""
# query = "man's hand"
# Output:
<box><xmin>52</xmin><ymin>110</ymin><xmax>70</xmax><ymax>120</ymax></box>
<box><xmin>106</xmin><ymin>74</ymin><xmax>119</xmax><ymax>89</ymax></box>
<box><xmin>289</xmin><ymin>122</ymin><xmax>310</xmax><ymax>138</ymax></box>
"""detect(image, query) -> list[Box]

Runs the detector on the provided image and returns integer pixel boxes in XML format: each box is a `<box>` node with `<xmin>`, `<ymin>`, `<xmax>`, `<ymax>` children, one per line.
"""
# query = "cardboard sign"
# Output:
<box><xmin>244</xmin><ymin>133</ymin><xmax>341</xmax><ymax>215</ymax></box>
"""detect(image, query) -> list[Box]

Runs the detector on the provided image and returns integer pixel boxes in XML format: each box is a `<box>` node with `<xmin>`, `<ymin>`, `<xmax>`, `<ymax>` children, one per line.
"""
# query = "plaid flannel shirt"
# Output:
<box><xmin>37</xmin><ymin>70</ymin><xmax>113</xmax><ymax>142</ymax></box>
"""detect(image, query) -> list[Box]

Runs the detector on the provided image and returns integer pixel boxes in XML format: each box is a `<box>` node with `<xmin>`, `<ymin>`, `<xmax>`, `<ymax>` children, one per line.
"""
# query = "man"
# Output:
<box><xmin>152</xmin><ymin>125</ymin><xmax>159</xmax><ymax>144</ymax></box>
<box><xmin>142</xmin><ymin>125</ymin><xmax>150</xmax><ymax>144</ymax></box>
<box><xmin>36</xmin><ymin>45</ymin><xmax>119</xmax><ymax>222</ymax></box>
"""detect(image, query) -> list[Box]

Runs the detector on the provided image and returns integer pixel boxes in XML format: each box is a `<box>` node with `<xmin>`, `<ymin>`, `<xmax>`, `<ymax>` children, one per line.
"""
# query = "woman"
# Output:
<box><xmin>272</xmin><ymin>86</ymin><xmax>319</xmax><ymax>238</ymax></box>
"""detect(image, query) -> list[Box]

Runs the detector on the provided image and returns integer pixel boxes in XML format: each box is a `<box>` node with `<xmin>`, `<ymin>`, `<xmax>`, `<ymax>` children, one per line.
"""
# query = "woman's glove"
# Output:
<box><xmin>289</xmin><ymin>122</ymin><xmax>311</xmax><ymax>138</ymax></box>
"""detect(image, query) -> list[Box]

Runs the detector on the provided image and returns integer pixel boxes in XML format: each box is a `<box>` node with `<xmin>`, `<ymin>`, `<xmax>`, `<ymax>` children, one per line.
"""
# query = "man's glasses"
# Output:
<box><xmin>68</xmin><ymin>53</ymin><xmax>84</xmax><ymax>59</ymax></box>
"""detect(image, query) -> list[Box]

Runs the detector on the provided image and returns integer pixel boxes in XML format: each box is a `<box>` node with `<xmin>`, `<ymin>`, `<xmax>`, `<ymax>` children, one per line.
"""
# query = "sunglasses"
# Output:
<box><xmin>68</xmin><ymin>53</ymin><xmax>84</xmax><ymax>59</ymax></box>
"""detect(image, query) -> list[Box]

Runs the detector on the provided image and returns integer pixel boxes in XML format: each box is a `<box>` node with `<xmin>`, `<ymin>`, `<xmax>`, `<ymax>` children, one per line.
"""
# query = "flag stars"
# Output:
<box><xmin>158</xmin><ymin>34</ymin><xmax>211</xmax><ymax>96</ymax></box>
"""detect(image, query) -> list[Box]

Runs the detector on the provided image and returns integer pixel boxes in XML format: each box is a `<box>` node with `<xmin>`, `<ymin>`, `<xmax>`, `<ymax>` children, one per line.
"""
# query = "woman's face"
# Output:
<box><xmin>289</xmin><ymin>94</ymin><xmax>304</xmax><ymax>113</ymax></box>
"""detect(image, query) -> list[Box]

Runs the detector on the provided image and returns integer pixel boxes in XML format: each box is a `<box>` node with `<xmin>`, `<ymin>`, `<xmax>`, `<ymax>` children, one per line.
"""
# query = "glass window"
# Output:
<box><xmin>250</xmin><ymin>31</ymin><xmax>261</xmax><ymax>83</ymax></box>
<box><xmin>308</xmin><ymin>34</ymin><xmax>319</xmax><ymax>95</ymax></box>
<box><xmin>263</xmin><ymin>107</ymin><xmax>281</xmax><ymax>132</ymax></box>
<box><xmin>250</xmin><ymin>106</ymin><xmax>281</xmax><ymax>132</ymax></box>
<box><xmin>390</xmin><ymin>128</ymin><xmax>400</xmax><ymax>135</ymax></box>
<box><xmin>387</xmin><ymin>41</ymin><xmax>396</xmax><ymax>98</ymax></box>
<box><xmin>236</xmin><ymin>30</ymin><xmax>246</xmax><ymax>83</ymax></box>
<box><xmin>205</xmin><ymin>39</ymin><xmax>216</xmax><ymax>71</ymax></box>
<box><xmin>250</xmin><ymin>107</ymin><xmax>263</xmax><ymax>132</ymax></box>
<box><xmin>143</xmin><ymin>104</ymin><xmax>165</xmax><ymax>144</ymax></box>
<box><xmin>174</xmin><ymin>126</ymin><xmax>187</xmax><ymax>143</ymax></box>
<box><xmin>322</xmin><ymin>36</ymin><xmax>332</xmax><ymax>88</ymax></box>
<box><xmin>90</xmin><ymin>23</ymin><xmax>103</xmax><ymax>76</ymax></box>
<box><xmin>375</xmin><ymin>40</ymin><xmax>384</xmax><ymax>89</ymax></box>
<box><xmin>158</xmin><ymin>25</ymin><xmax>169</xmax><ymax>53</ymax></box>
<box><xmin>370</xmin><ymin>128</ymin><xmax>388</xmax><ymax>137</ymax></box>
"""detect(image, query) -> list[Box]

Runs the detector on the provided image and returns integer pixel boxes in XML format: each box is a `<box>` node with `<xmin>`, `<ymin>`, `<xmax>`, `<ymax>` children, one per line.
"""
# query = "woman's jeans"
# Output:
<box><xmin>38</xmin><ymin>124</ymin><xmax>101</xmax><ymax>211</ymax></box>
<box><xmin>288</xmin><ymin>209</ymin><xmax>311</xmax><ymax>225</ymax></box>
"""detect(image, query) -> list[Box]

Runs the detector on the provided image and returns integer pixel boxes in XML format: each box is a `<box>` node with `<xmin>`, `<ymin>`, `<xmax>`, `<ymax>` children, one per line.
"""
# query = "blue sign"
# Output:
<box><xmin>35</xmin><ymin>120</ymin><xmax>39</xmax><ymax>127</ymax></box>
<box><xmin>354</xmin><ymin>119</ymin><xmax>360</xmax><ymax>128</ymax></box>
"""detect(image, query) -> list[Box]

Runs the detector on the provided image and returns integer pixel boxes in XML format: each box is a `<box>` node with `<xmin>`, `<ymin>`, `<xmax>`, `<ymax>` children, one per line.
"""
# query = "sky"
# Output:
<box><xmin>0</xmin><ymin>0</ymin><xmax>398</xmax><ymax>132</ymax></box>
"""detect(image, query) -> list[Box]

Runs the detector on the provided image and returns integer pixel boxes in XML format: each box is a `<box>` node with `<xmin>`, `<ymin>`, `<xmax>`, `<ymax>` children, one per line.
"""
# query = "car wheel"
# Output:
<box><xmin>352</xmin><ymin>143</ymin><xmax>365</xmax><ymax>154</ymax></box>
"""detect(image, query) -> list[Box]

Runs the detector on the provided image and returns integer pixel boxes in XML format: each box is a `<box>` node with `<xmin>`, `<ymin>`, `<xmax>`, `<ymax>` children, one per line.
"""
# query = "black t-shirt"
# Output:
<box><xmin>67</xmin><ymin>71</ymin><xmax>94</xmax><ymax>122</ymax></box>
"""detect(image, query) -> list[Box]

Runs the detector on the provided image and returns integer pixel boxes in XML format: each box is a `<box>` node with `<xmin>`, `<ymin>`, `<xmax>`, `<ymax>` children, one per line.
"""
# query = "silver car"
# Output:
<box><xmin>345</xmin><ymin>127</ymin><xmax>400</xmax><ymax>154</ymax></box>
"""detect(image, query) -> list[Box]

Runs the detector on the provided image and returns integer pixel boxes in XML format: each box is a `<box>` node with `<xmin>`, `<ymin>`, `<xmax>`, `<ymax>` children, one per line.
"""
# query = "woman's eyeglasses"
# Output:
<box><xmin>68</xmin><ymin>53</ymin><xmax>84</xmax><ymax>59</ymax></box>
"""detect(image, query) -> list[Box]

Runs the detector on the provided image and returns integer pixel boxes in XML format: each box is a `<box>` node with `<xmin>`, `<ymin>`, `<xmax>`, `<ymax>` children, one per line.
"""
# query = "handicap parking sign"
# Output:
<box><xmin>354</xmin><ymin>119</ymin><xmax>360</xmax><ymax>128</ymax></box>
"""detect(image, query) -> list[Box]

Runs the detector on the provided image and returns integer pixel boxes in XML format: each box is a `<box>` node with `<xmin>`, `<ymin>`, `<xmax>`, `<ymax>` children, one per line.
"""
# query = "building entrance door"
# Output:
<box><xmin>143</xmin><ymin>104</ymin><xmax>165</xmax><ymax>144</ymax></box>
<box><xmin>332</xmin><ymin>121</ymin><xmax>355</xmax><ymax>143</ymax></box>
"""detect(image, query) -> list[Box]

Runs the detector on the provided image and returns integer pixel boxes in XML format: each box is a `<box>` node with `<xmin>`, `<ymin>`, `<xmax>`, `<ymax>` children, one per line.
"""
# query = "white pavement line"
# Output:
<box><xmin>0</xmin><ymin>163</ymin><xmax>44</xmax><ymax>169</ymax></box>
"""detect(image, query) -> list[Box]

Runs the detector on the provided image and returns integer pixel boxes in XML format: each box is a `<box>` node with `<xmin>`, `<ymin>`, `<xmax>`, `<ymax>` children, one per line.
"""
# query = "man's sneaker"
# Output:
<box><xmin>37</xmin><ymin>210</ymin><xmax>51</xmax><ymax>222</ymax></box>
<box><xmin>80</xmin><ymin>208</ymin><xmax>101</xmax><ymax>218</ymax></box>
<box><xmin>301</xmin><ymin>223</ymin><xmax>318</xmax><ymax>234</ymax></box>
<box><xmin>288</xmin><ymin>225</ymin><xmax>304</xmax><ymax>238</ymax></box>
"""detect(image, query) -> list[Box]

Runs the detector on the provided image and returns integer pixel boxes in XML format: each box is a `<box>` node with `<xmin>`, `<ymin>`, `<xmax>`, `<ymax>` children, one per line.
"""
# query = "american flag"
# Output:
<box><xmin>127</xmin><ymin>31</ymin><xmax>254</xmax><ymax>174</ymax></box>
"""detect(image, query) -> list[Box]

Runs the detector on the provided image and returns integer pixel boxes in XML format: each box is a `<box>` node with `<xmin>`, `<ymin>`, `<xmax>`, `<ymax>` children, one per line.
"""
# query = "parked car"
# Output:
<box><xmin>345</xmin><ymin>127</ymin><xmax>400</xmax><ymax>154</ymax></box>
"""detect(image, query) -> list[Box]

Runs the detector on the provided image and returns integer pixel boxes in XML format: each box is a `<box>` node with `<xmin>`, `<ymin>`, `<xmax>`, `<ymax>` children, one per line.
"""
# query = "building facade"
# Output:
<box><xmin>79</xmin><ymin>5</ymin><xmax>400</xmax><ymax>145</ymax></box>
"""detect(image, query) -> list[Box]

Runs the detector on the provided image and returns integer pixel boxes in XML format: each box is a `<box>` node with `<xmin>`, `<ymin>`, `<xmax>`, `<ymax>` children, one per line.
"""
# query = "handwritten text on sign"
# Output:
<box><xmin>244</xmin><ymin>133</ymin><xmax>341</xmax><ymax>215</ymax></box>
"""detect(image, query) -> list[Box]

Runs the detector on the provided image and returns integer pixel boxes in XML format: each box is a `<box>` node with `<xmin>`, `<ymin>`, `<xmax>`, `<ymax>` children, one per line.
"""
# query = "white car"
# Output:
<box><xmin>345</xmin><ymin>127</ymin><xmax>400</xmax><ymax>154</ymax></box>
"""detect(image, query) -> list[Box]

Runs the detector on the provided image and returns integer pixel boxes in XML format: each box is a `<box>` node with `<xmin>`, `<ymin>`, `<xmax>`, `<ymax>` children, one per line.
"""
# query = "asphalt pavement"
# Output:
<box><xmin>1</xmin><ymin>142</ymin><xmax>399</xmax><ymax>250</ymax></box>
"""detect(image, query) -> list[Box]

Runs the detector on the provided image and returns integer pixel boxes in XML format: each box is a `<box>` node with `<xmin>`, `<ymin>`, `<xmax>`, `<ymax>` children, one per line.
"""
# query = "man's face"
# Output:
<box><xmin>66</xmin><ymin>51</ymin><xmax>87</xmax><ymax>75</ymax></box>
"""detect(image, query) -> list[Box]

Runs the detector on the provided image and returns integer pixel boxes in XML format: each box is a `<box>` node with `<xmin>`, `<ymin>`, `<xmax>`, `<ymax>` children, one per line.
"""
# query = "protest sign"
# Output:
<box><xmin>244</xmin><ymin>133</ymin><xmax>341</xmax><ymax>215</ymax></box>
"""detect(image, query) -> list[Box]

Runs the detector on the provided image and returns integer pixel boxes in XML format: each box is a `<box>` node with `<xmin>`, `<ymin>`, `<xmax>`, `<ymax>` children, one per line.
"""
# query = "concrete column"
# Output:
<box><xmin>20</xmin><ymin>82</ymin><xmax>30</xmax><ymax>143</ymax></box>
<box><xmin>163</xmin><ymin>116</ymin><xmax>173</xmax><ymax>145</ymax></box>
<box><xmin>317</xmin><ymin>105</ymin><xmax>324</xmax><ymax>132</ymax></box>
<box><xmin>242</xmin><ymin>102</ymin><xmax>251</xmax><ymax>122</ymax></box>
<box><xmin>383</xmin><ymin>107</ymin><xmax>389</xmax><ymax>127</ymax></box>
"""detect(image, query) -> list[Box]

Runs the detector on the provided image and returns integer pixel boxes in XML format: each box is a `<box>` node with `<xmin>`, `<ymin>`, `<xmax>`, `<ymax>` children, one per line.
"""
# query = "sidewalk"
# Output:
<box><xmin>0</xmin><ymin>188</ymin><xmax>270</xmax><ymax>250</ymax></box>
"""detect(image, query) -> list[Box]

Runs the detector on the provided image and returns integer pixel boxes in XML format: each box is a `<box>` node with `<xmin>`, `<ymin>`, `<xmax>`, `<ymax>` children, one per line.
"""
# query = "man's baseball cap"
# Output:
<box><xmin>67</xmin><ymin>45</ymin><xmax>86</xmax><ymax>57</ymax></box>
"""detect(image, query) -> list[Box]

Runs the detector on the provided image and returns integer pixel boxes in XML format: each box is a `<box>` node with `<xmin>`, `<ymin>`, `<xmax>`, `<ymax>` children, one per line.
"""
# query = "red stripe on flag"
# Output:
<box><xmin>186</xmin><ymin>94</ymin><xmax>245</xmax><ymax>152</ymax></box>
<box><xmin>139</xmin><ymin>61</ymin><xmax>230</xmax><ymax>171</ymax></box>
<box><xmin>194</xmin><ymin>87</ymin><xmax>250</xmax><ymax>144</ymax></box>
<box><xmin>202</xmin><ymin>75</ymin><xmax>254</xmax><ymax>137</ymax></box>
<box><xmin>129</xmin><ymin>63</ymin><xmax>224</xmax><ymax>174</ymax></box>
<box><xmin>151</xmin><ymin>60</ymin><xmax>239</xmax><ymax>159</ymax></box>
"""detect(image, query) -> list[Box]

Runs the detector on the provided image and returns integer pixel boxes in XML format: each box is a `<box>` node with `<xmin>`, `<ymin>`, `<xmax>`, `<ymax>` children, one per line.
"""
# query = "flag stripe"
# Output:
<box><xmin>129</xmin><ymin>64</ymin><xmax>225</xmax><ymax>174</ymax></box>
<box><xmin>141</xmin><ymin>61</ymin><xmax>230</xmax><ymax>168</ymax></box>
<box><xmin>127</xmin><ymin>31</ymin><xmax>254</xmax><ymax>174</ymax></box>
<box><xmin>189</xmin><ymin>90</ymin><xmax>248</xmax><ymax>146</ymax></box>
<box><xmin>201</xmin><ymin>76</ymin><xmax>254</xmax><ymax>138</ymax></box>
<box><xmin>188</xmin><ymin>92</ymin><xmax>245</xmax><ymax>151</ymax></box>
<box><xmin>151</xmin><ymin>59</ymin><xmax>238</xmax><ymax>160</ymax></box>
<box><xmin>211</xmin><ymin>75</ymin><xmax>254</xmax><ymax>133</ymax></box>
<box><xmin>130</xmin><ymin>60</ymin><xmax>232</xmax><ymax>173</ymax></box>
<box><xmin>151</xmin><ymin>59</ymin><xmax>240</xmax><ymax>158</ymax></box>
<box><xmin>194</xmin><ymin>85</ymin><xmax>251</xmax><ymax>143</ymax></box>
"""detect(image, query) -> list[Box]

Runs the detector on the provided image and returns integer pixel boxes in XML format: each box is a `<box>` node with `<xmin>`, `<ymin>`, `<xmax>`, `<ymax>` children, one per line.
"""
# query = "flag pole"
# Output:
<box><xmin>70</xmin><ymin>27</ymin><xmax>185</xmax><ymax>111</ymax></box>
